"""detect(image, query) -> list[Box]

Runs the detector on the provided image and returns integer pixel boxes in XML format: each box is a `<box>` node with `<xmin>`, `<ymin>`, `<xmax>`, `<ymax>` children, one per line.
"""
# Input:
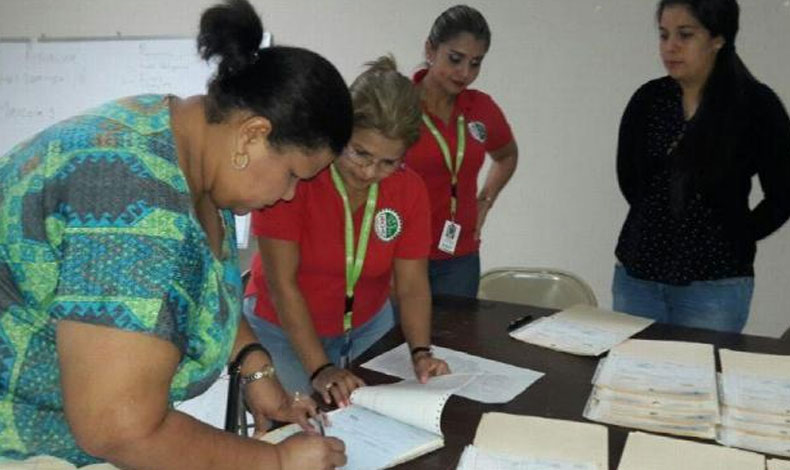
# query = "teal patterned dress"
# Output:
<box><xmin>0</xmin><ymin>95</ymin><xmax>242</xmax><ymax>465</ymax></box>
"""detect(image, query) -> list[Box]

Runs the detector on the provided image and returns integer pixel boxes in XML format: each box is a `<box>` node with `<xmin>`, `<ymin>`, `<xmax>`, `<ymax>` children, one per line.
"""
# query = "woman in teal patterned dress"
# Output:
<box><xmin>0</xmin><ymin>1</ymin><xmax>350</xmax><ymax>469</ymax></box>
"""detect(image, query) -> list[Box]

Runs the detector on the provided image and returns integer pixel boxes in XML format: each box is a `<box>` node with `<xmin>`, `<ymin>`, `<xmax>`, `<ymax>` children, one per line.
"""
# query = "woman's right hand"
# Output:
<box><xmin>278</xmin><ymin>433</ymin><xmax>346</xmax><ymax>470</ymax></box>
<box><xmin>311</xmin><ymin>365</ymin><xmax>366</xmax><ymax>407</ymax></box>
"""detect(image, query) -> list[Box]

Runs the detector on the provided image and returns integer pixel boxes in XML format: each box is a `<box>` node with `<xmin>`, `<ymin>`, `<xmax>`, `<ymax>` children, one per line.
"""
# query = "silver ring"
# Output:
<box><xmin>324</xmin><ymin>382</ymin><xmax>335</xmax><ymax>391</ymax></box>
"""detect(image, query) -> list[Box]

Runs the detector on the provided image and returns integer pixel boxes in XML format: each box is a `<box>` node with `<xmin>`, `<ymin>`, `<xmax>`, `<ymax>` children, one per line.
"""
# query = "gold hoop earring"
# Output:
<box><xmin>232</xmin><ymin>152</ymin><xmax>249</xmax><ymax>170</ymax></box>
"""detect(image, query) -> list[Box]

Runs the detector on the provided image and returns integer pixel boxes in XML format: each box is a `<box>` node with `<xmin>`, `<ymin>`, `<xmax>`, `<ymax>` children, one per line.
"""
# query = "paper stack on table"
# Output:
<box><xmin>456</xmin><ymin>413</ymin><xmax>608</xmax><ymax>470</ymax></box>
<box><xmin>583</xmin><ymin>339</ymin><xmax>720</xmax><ymax>439</ymax></box>
<box><xmin>617</xmin><ymin>431</ymin><xmax>765</xmax><ymax>470</ymax></box>
<box><xmin>717</xmin><ymin>349</ymin><xmax>790</xmax><ymax>457</ymax></box>
<box><xmin>509</xmin><ymin>305</ymin><xmax>654</xmax><ymax>356</ymax></box>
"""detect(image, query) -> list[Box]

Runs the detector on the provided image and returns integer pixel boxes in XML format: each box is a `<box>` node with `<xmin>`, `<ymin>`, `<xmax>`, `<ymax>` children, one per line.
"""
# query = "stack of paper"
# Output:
<box><xmin>583</xmin><ymin>339</ymin><xmax>719</xmax><ymax>438</ymax></box>
<box><xmin>509</xmin><ymin>305</ymin><xmax>654</xmax><ymax>356</ymax></box>
<box><xmin>717</xmin><ymin>349</ymin><xmax>790</xmax><ymax>457</ymax></box>
<box><xmin>456</xmin><ymin>413</ymin><xmax>607</xmax><ymax>470</ymax></box>
<box><xmin>617</xmin><ymin>431</ymin><xmax>765</xmax><ymax>470</ymax></box>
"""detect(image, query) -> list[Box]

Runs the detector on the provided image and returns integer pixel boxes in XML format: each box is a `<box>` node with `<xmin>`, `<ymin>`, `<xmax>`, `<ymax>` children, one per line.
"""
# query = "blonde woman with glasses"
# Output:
<box><xmin>244</xmin><ymin>56</ymin><xmax>450</xmax><ymax>407</ymax></box>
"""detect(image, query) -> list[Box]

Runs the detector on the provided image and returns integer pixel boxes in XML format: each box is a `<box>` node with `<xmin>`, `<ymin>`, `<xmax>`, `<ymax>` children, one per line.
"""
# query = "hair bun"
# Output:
<box><xmin>364</xmin><ymin>55</ymin><xmax>399</xmax><ymax>75</ymax></box>
<box><xmin>198</xmin><ymin>0</ymin><xmax>264</xmax><ymax>76</ymax></box>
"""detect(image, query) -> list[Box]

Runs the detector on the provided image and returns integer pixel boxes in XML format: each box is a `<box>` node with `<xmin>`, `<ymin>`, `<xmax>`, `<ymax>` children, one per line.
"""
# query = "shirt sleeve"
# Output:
<box><xmin>394</xmin><ymin>171</ymin><xmax>432</xmax><ymax>259</ymax></box>
<box><xmin>251</xmin><ymin>189</ymin><xmax>305</xmax><ymax>242</ymax></box>
<box><xmin>46</xmin><ymin>152</ymin><xmax>189</xmax><ymax>346</ymax></box>
<box><xmin>616</xmin><ymin>82</ymin><xmax>653</xmax><ymax>206</ymax></box>
<box><xmin>480</xmin><ymin>93</ymin><xmax>514</xmax><ymax>152</ymax></box>
<box><xmin>748</xmin><ymin>83</ymin><xmax>790</xmax><ymax>240</ymax></box>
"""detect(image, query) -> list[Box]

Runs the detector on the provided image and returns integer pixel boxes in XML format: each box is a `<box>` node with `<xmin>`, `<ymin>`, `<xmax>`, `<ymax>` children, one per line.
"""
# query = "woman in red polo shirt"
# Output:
<box><xmin>244</xmin><ymin>57</ymin><xmax>450</xmax><ymax>406</ymax></box>
<box><xmin>406</xmin><ymin>5</ymin><xmax>519</xmax><ymax>298</ymax></box>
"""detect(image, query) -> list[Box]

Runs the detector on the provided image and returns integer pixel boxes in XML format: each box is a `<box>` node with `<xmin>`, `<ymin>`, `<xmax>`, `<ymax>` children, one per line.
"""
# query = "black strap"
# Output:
<box><xmin>310</xmin><ymin>362</ymin><xmax>335</xmax><ymax>383</ymax></box>
<box><xmin>224</xmin><ymin>343</ymin><xmax>269</xmax><ymax>434</ymax></box>
<box><xmin>229</xmin><ymin>343</ymin><xmax>270</xmax><ymax>374</ymax></box>
<box><xmin>224</xmin><ymin>367</ymin><xmax>243</xmax><ymax>433</ymax></box>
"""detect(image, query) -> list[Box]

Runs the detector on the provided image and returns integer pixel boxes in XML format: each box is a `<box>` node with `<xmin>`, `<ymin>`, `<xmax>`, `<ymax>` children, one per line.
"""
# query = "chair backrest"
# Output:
<box><xmin>478</xmin><ymin>267</ymin><xmax>598</xmax><ymax>310</ymax></box>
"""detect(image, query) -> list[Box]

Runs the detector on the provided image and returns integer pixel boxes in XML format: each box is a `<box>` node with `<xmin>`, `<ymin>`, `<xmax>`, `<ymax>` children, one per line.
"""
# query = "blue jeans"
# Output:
<box><xmin>612</xmin><ymin>264</ymin><xmax>753</xmax><ymax>333</ymax></box>
<box><xmin>243</xmin><ymin>296</ymin><xmax>396</xmax><ymax>394</ymax></box>
<box><xmin>428</xmin><ymin>252</ymin><xmax>480</xmax><ymax>298</ymax></box>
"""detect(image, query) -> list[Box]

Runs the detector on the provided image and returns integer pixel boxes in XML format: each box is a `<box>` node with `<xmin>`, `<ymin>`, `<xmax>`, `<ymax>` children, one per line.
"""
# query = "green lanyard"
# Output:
<box><xmin>330</xmin><ymin>164</ymin><xmax>379</xmax><ymax>333</ymax></box>
<box><xmin>422</xmin><ymin>113</ymin><xmax>466</xmax><ymax>220</ymax></box>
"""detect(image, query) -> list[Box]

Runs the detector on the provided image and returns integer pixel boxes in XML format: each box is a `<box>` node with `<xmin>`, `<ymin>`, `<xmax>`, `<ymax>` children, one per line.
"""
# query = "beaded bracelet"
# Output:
<box><xmin>241</xmin><ymin>364</ymin><xmax>277</xmax><ymax>386</ymax></box>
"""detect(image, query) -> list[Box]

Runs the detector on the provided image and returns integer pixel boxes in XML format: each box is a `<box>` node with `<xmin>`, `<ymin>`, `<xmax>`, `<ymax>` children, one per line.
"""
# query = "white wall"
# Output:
<box><xmin>1</xmin><ymin>0</ymin><xmax>789</xmax><ymax>337</ymax></box>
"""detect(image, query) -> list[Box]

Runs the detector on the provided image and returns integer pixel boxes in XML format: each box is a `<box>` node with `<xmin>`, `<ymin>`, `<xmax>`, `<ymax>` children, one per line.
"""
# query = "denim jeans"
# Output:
<box><xmin>612</xmin><ymin>264</ymin><xmax>753</xmax><ymax>333</ymax></box>
<box><xmin>242</xmin><ymin>296</ymin><xmax>396</xmax><ymax>394</ymax></box>
<box><xmin>428</xmin><ymin>252</ymin><xmax>481</xmax><ymax>298</ymax></box>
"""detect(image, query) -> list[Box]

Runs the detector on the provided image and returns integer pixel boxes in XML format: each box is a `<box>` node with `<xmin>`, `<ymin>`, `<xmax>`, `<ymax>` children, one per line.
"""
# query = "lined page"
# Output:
<box><xmin>510</xmin><ymin>305</ymin><xmax>653</xmax><ymax>356</ymax></box>
<box><xmin>350</xmin><ymin>374</ymin><xmax>472</xmax><ymax>434</ymax></box>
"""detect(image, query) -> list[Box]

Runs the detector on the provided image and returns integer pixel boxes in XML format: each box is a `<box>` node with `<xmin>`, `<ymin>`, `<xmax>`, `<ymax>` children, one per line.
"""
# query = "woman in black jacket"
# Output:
<box><xmin>613</xmin><ymin>0</ymin><xmax>790</xmax><ymax>332</ymax></box>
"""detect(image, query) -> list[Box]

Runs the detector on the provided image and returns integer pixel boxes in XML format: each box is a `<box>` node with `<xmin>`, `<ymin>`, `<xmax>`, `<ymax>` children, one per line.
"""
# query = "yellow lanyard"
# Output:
<box><xmin>330</xmin><ymin>164</ymin><xmax>379</xmax><ymax>333</ymax></box>
<box><xmin>422</xmin><ymin>113</ymin><xmax>466</xmax><ymax>220</ymax></box>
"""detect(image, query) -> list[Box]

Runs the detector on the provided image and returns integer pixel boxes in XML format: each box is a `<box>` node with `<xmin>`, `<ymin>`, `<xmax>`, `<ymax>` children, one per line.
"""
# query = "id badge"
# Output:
<box><xmin>438</xmin><ymin>220</ymin><xmax>461</xmax><ymax>254</ymax></box>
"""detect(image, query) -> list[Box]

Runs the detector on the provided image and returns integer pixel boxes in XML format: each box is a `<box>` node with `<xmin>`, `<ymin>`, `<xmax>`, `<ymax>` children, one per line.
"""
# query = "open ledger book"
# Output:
<box><xmin>262</xmin><ymin>374</ymin><xmax>472</xmax><ymax>470</ymax></box>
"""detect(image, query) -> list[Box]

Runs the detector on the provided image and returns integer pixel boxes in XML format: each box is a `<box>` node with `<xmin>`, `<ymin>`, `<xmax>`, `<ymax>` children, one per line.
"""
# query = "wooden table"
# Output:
<box><xmin>353</xmin><ymin>296</ymin><xmax>790</xmax><ymax>469</ymax></box>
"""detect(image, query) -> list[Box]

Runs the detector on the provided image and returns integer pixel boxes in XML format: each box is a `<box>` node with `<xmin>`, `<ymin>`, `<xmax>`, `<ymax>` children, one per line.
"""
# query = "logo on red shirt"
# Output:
<box><xmin>468</xmin><ymin>120</ymin><xmax>487</xmax><ymax>143</ymax></box>
<box><xmin>374</xmin><ymin>208</ymin><xmax>402</xmax><ymax>242</ymax></box>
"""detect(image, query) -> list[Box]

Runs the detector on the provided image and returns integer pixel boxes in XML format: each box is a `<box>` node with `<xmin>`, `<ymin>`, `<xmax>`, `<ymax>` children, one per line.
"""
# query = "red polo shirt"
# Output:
<box><xmin>404</xmin><ymin>69</ymin><xmax>514</xmax><ymax>259</ymax></box>
<box><xmin>245</xmin><ymin>167</ymin><xmax>431</xmax><ymax>336</ymax></box>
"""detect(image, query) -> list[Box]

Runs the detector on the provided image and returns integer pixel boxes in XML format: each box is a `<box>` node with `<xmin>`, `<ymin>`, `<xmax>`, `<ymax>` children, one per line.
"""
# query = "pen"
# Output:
<box><xmin>507</xmin><ymin>314</ymin><xmax>534</xmax><ymax>332</ymax></box>
<box><xmin>314</xmin><ymin>414</ymin><xmax>326</xmax><ymax>436</ymax></box>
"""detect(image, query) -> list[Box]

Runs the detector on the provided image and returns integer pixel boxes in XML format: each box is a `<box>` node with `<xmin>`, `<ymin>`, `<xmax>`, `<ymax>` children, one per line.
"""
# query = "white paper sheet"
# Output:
<box><xmin>473</xmin><ymin>413</ymin><xmax>607</xmax><ymax>470</ymax></box>
<box><xmin>234</xmin><ymin>214</ymin><xmax>251</xmax><ymax>249</ymax></box>
<box><xmin>617</xmin><ymin>432</ymin><xmax>765</xmax><ymax>470</ymax></box>
<box><xmin>509</xmin><ymin>305</ymin><xmax>653</xmax><ymax>356</ymax></box>
<box><xmin>769</xmin><ymin>458</ymin><xmax>790</xmax><ymax>470</ymax></box>
<box><xmin>361</xmin><ymin>343</ymin><xmax>544</xmax><ymax>403</ymax></box>
<box><xmin>0</xmin><ymin>456</ymin><xmax>117</xmax><ymax>470</ymax></box>
<box><xmin>350</xmin><ymin>374</ymin><xmax>472</xmax><ymax>434</ymax></box>
<box><xmin>456</xmin><ymin>445</ymin><xmax>596</xmax><ymax>470</ymax></box>
<box><xmin>717</xmin><ymin>426</ymin><xmax>790</xmax><ymax>458</ymax></box>
<box><xmin>720</xmin><ymin>372</ymin><xmax>790</xmax><ymax>416</ymax></box>
<box><xmin>324</xmin><ymin>406</ymin><xmax>443</xmax><ymax>470</ymax></box>
<box><xmin>594</xmin><ymin>353</ymin><xmax>716</xmax><ymax>397</ymax></box>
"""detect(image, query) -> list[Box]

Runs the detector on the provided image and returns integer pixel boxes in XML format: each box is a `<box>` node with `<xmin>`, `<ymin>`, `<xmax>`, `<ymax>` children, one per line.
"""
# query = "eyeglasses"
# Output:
<box><xmin>342</xmin><ymin>146</ymin><xmax>404</xmax><ymax>175</ymax></box>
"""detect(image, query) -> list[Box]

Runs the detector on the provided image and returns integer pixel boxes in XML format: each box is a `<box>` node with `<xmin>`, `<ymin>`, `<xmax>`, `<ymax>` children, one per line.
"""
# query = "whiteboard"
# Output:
<box><xmin>0</xmin><ymin>36</ymin><xmax>269</xmax><ymax>248</ymax></box>
<box><xmin>0</xmin><ymin>38</ymin><xmax>213</xmax><ymax>154</ymax></box>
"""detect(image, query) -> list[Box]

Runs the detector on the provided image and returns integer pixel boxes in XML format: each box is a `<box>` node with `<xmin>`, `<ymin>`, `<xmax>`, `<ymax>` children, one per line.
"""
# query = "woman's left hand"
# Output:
<box><xmin>245</xmin><ymin>378</ymin><xmax>321</xmax><ymax>437</ymax></box>
<box><xmin>412</xmin><ymin>354</ymin><xmax>451</xmax><ymax>384</ymax></box>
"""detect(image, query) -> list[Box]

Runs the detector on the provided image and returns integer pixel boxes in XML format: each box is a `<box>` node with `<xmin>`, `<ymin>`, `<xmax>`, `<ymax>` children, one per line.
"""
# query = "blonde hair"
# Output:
<box><xmin>349</xmin><ymin>55</ymin><xmax>422</xmax><ymax>147</ymax></box>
